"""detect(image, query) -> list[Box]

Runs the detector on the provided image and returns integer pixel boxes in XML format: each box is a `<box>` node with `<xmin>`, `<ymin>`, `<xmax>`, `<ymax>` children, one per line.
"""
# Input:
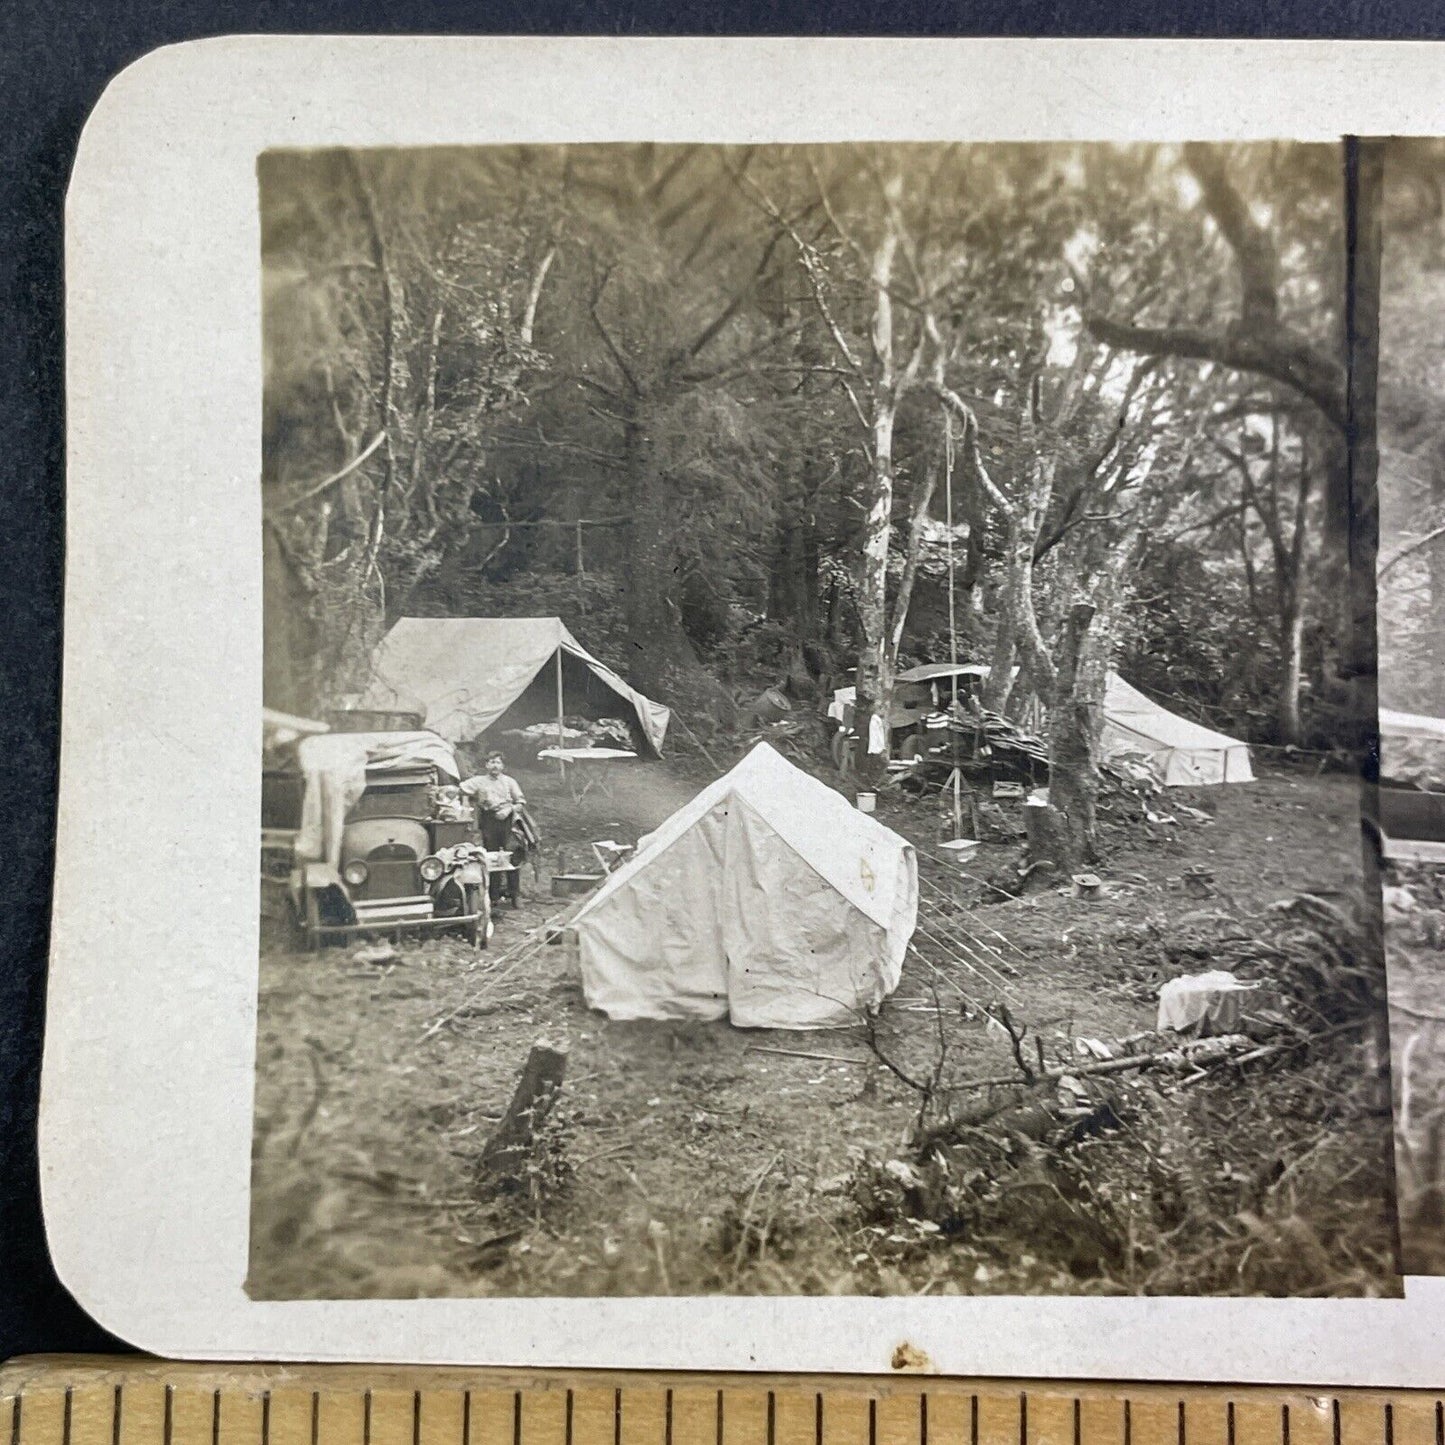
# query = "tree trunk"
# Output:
<box><xmin>1345</xmin><ymin>139</ymin><xmax>1383</xmax><ymax>766</ymax></box>
<box><xmin>854</xmin><ymin>397</ymin><xmax>899</xmax><ymax>784</ymax></box>
<box><xmin>1033</xmin><ymin>604</ymin><xmax>1100</xmax><ymax>878</ymax></box>
<box><xmin>982</xmin><ymin>559</ymin><xmax>1018</xmax><ymax>712</ymax></box>
<box><xmin>622</xmin><ymin>408</ymin><xmax>696</xmax><ymax>691</ymax></box>
<box><xmin>1277</xmin><ymin>584</ymin><xmax>1305</xmax><ymax>745</ymax></box>
<box><xmin>766</xmin><ymin>462</ymin><xmax>819</xmax><ymax>643</ymax></box>
<box><xmin>888</xmin><ymin>458</ymin><xmax>940</xmax><ymax>668</ymax></box>
<box><xmin>262</xmin><ymin>519</ymin><xmax>322</xmax><ymax>713</ymax></box>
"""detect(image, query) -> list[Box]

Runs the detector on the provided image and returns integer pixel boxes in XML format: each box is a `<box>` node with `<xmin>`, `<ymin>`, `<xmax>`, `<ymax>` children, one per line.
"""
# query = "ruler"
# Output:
<box><xmin>2</xmin><ymin>1360</ymin><xmax>1440</xmax><ymax>1445</ymax></box>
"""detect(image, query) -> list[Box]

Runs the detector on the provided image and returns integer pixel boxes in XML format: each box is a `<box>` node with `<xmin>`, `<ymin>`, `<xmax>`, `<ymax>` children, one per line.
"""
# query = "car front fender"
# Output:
<box><xmin>300</xmin><ymin>861</ymin><xmax>344</xmax><ymax>892</ymax></box>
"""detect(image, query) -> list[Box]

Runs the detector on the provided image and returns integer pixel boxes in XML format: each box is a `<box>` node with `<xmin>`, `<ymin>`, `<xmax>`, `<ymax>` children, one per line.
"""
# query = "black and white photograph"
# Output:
<box><xmin>247</xmin><ymin>137</ymin><xmax>1400</xmax><ymax>1302</ymax></box>
<box><xmin>1375</xmin><ymin>138</ymin><xmax>1445</xmax><ymax>1278</ymax></box>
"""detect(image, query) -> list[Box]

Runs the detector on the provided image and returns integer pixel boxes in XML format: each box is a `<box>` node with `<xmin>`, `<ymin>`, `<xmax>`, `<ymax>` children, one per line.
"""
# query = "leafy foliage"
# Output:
<box><xmin>262</xmin><ymin>141</ymin><xmax>1354</xmax><ymax>778</ymax></box>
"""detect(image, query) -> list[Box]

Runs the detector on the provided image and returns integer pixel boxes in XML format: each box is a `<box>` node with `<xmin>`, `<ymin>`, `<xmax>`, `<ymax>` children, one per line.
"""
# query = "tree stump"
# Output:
<box><xmin>1022</xmin><ymin>797</ymin><xmax>1070</xmax><ymax>881</ymax></box>
<box><xmin>479</xmin><ymin>1040</ymin><xmax>568</xmax><ymax>1186</ymax></box>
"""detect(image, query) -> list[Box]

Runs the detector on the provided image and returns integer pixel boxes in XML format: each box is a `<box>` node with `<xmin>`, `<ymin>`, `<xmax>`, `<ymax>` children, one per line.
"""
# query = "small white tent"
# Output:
<box><xmin>572</xmin><ymin>743</ymin><xmax>918</xmax><ymax>1029</ymax></box>
<box><xmin>356</xmin><ymin>616</ymin><xmax>671</xmax><ymax>753</ymax></box>
<box><xmin>1101</xmin><ymin>673</ymin><xmax>1254</xmax><ymax>786</ymax></box>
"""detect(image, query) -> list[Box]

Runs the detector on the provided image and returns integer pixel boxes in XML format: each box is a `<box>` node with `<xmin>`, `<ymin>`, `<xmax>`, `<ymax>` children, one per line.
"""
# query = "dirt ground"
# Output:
<box><xmin>248</xmin><ymin>752</ymin><xmax>1399</xmax><ymax>1300</ymax></box>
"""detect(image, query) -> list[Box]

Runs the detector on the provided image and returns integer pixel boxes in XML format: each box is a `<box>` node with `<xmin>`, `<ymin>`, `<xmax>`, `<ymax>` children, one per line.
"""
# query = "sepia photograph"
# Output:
<box><xmin>1375</xmin><ymin>138</ymin><xmax>1445</xmax><ymax>1278</ymax></box>
<box><xmin>246</xmin><ymin>138</ymin><xmax>1400</xmax><ymax>1302</ymax></box>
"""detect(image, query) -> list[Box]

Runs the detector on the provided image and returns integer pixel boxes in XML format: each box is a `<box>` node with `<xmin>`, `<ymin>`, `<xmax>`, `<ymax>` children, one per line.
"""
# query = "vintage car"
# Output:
<box><xmin>825</xmin><ymin>663</ymin><xmax>1045</xmax><ymax>785</ymax></box>
<box><xmin>826</xmin><ymin>663</ymin><xmax>991</xmax><ymax>762</ymax></box>
<box><xmin>285</xmin><ymin>729</ymin><xmax>499</xmax><ymax>950</ymax></box>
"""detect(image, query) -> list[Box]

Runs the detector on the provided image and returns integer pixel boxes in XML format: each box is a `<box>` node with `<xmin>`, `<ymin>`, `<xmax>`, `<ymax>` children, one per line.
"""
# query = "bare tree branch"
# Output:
<box><xmin>587</xmin><ymin>268</ymin><xmax>642</xmax><ymax>396</ymax></box>
<box><xmin>1083</xmin><ymin>147</ymin><xmax>1348</xmax><ymax>431</ymax></box>
<box><xmin>1381</xmin><ymin>521</ymin><xmax>1445</xmax><ymax>577</ymax></box>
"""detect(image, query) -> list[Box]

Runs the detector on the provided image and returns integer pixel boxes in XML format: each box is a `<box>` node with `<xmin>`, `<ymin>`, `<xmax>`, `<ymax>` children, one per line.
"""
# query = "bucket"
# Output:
<box><xmin>856</xmin><ymin>791</ymin><xmax>877</xmax><ymax>814</ymax></box>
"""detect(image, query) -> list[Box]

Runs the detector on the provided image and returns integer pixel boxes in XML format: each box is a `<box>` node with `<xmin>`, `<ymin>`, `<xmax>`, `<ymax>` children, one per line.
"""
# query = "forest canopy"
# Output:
<box><xmin>261</xmin><ymin>141</ymin><xmax>1359</xmax><ymax>864</ymax></box>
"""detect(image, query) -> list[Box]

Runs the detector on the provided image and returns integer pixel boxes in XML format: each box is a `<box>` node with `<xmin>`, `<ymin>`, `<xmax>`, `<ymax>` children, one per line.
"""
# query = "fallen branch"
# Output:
<box><xmin>747</xmin><ymin>1045</ymin><xmax>869</xmax><ymax>1066</ymax></box>
<box><xmin>945</xmin><ymin>1026</ymin><xmax>1342</xmax><ymax>1097</ymax></box>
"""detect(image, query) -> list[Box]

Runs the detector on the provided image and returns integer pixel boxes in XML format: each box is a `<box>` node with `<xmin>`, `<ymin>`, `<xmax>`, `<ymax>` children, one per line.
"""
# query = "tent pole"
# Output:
<box><xmin>555</xmin><ymin>648</ymin><xmax>566</xmax><ymax>778</ymax></box>
<box><xmin>576</xmin><ymin>520</ymin><xmax>587</xmax><ymax>617</ymax></box>
<box><xmin>944</xmin><ymin>410</ymin><xmax>963</xmax><ymax>841</ymax></box>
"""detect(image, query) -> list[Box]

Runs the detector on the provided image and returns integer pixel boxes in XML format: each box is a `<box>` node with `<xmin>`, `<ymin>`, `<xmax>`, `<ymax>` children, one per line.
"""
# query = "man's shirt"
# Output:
<box><xmin>460</xmin><ymin>773</ymin><xmax>526</xmax><ymax>813</ymax></box>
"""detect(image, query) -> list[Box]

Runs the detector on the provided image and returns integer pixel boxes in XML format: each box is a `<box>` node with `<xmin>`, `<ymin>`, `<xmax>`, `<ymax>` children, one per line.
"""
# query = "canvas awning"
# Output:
<box><xmin>896</xmin><ymin>663</ymin><xmax>991</xmax><ymax>684</ymax></box>
<box><xmin>356</xmin><ymin>616</ymin><xmax>670</xmax><ymax>754</ymax></box>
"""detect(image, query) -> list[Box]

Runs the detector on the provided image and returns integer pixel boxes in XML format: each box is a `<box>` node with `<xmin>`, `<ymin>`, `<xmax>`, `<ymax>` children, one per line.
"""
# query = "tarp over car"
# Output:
<box><xmin>571</xmin><ymin>742</ymin><xmax>917</xmax><ymax>1029</ymax></box>
<box><xmin>1100</xmin><ymin>673</ymin><xmax>1254</xmax><ymax>786</ymax></box>
<box><xmin>262</xmin><ymin>707</ymin><xmax>329</xmax><ymax>747</ymax></box>
<box><xmin>293</xmin><ymin>730</ymin><xmax>460</xmax><ymax>871</ymax></box>
<box><xmin>356</xmin><ymin>616</ymin><xmax>670</xmax><ymax>754</ymax></box>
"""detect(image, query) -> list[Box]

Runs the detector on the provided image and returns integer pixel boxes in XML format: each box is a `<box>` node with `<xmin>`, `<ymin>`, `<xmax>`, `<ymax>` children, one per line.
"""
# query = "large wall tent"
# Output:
<box><xmin>1376</xmin><ymin>708</ymin><xmax>1445</xmax><ymax>861</ymax></box>
<box><xmin>571</xmin><ymin>743</ymin><xmax>918</xmax><ymax>1029</ymax></box>
<box><xmin>1380</xmin><ymin>707</ymin><xmax>1445</xmax><ymax>789</ymax></box>
<box><xmin>1101</xmin><ymin>673</ymin><xmax>1254</xmax><ymax>786</ymax></box>
<box><xmin>357</xmin><ymin>616</ymin><xmax>670</xmax><ymax>754</ymax></box>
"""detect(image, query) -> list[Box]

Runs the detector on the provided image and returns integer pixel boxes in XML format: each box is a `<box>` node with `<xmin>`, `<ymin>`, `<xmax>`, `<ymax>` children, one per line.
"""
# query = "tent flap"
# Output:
<box><xmin>357</xmin><ymin>616</ymin><xmax>670</xmax><ymax>753</ymax></box>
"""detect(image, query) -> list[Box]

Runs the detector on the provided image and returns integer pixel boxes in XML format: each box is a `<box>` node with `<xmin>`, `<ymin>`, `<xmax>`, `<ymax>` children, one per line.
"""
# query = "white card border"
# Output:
<box><xmin>46</xmin><ymin>35</ymin><xmax>1445</xmax><ymax>1380</ymax></box>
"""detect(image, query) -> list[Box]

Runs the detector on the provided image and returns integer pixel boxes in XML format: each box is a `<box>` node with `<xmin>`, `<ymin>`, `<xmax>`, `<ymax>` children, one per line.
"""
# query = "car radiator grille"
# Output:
<box><xmin>362</xmin><ymin>861</ymin><xmax>420</xmax><ymax>900</ymax></box>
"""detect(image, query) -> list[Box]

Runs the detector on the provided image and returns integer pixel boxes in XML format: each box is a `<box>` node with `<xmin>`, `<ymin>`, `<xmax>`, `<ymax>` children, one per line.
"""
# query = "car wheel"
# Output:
<box><xmin>464</xmin><ymin>883</ymin><xmax>492</xmax><ymax>950</ymax></box>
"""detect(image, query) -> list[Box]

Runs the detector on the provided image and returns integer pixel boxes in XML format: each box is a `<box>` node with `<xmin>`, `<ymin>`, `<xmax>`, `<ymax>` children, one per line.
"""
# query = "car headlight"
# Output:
<box><xmin>418</xmin><ymin>855</ymin><xmax>445</xmax><ymax>883</ymax></box>
<box><xmin>341</xmin><ymin>859</ymin><xmax>369</xmax><ymax>887</ymax></box>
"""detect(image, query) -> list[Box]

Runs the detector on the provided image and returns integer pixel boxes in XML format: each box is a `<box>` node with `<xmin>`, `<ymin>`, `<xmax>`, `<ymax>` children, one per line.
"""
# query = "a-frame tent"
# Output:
<box><xmin>571</xmin><ymin>743</ymin><xmax>917</xmax><ymax>1029</ymax></box>
<box><xmin>357</xmin><ymin>616</ymin><xmax>670</xmax><ymax>754</ymax></box>
<box><xmin>1101</xmin><ymin>673</ymin><xmax>1254</xmax><ymax>786</ymax></box>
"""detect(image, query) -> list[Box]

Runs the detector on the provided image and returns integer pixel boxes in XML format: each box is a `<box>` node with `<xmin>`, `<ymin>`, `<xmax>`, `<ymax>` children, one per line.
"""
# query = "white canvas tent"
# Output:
<box><xmin>1101</xmin><ymin>673</ymin><xmax>1254</xmax><ymax>786</ymax></box>
<box><xmin>1380</xmin><ymin>707</ymin><xmax>1445</xmax><ymax>788</ymax></box>
<box><xmin>357</xmin><ymin>616</ymin><xmax>671</xmax><ymax>754</ymax></box>
<box><xmin>572</xmin><ymin>743</ymin><xmax>918</xmax><ymax>1029</ymax></box>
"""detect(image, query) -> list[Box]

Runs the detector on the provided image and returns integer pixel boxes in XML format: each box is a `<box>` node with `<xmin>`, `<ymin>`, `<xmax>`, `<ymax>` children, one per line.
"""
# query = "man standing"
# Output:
<box><xmin>461</xmin><ymin>751</ymin><xmax>526</xmax><ymax>850</ymax></box>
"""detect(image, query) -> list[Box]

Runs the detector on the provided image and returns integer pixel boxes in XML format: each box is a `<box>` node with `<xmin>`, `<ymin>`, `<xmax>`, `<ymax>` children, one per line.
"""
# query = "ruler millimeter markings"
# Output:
<box><xmin>4</xmin><ymin>1360</ymin><xmax>1442</xmax><ymax>1445</ymax></box>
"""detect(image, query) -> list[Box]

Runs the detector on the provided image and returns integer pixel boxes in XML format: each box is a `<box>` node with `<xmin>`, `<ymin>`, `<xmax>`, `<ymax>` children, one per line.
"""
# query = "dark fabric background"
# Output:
<box><xmin>1</xmin><ymin>0</ymin><xmax>1438</xmax><ymax>1363</ymax></box>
